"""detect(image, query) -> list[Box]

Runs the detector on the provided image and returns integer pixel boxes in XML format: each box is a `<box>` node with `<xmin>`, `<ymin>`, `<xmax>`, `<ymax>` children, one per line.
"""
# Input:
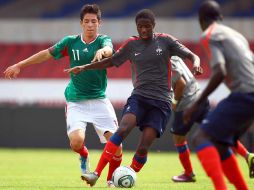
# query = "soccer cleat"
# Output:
<box><xmin>172</xmin><ymin>173</ymin><xmax>196</xmax><ymax>182</ymax></box>
<box><xmin>107</xmin><ymin>180</ymin><xmax>115</xmax><ymax>188</ymax></box>
<box><xmin>80</xmin><ymin>156</ymin><xmax>90</xmax><ymax>174</ymax></box>
<box><xmin>247</xmin><ymin>153</ymin><xmax>254</xmax><ymax>178</ymax></box>
<box><xmin>81</xmin><ymin>172</ymin><xmax>99</xmax><ymax>187</ymax></box>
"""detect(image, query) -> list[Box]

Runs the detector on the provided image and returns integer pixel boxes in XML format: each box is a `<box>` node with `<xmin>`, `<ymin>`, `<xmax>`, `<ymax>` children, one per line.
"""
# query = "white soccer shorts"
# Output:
<box><xmin>65</xmin><ymin>98</ymin><xmax>118</xmax><ymax>143</ymax></box>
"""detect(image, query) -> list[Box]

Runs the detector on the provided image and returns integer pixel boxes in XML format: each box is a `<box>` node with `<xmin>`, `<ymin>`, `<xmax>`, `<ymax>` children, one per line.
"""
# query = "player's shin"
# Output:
<box><xmin>221</xmin><ymin>149</ymin><xmax>250</xmax><ymax>190</ymax></box>
<box><xmin>130</xmin><ymin>152</ymin><xmax>147</xmax><ymax>172</ymax></box>
<box><xmin>196</xmin><ymin>142</ymin><xmax>227</xmax><ymax>190</ymax></box>
<box><xmin>233</xmin><ymin>140</ymin><xmax>248</xmax><ymax>158</ymax></box>
<box><xmin>176</xmin><ymin>141</ymin><xmax>193</xmax><ymax>175</ymax></box>
<box><xmin>95</xmin><ymin>133</ymin><xmax>122</xmax><ymax>176</ymax></box>
<box><xmin>107</xmin><ymin>152</ymin><xmax>122</xmax><ymax>181</ymax></box>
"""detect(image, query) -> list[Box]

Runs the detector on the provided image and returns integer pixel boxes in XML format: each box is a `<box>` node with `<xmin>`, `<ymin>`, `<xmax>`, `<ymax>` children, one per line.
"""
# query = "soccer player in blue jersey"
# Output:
<box><xmin>4</xmin><ymin>4</ymin><xmax>122</xmax><ymax>187</ymax></box>
<box><xmin>65</xmin><ymin>9</ymin><xmax>202</xmax><ymax>187</ymax></box>
<box><xmin>183</xmin><ymin>1</ymin><xmax>254</xmax><ymax>190</ymax></box>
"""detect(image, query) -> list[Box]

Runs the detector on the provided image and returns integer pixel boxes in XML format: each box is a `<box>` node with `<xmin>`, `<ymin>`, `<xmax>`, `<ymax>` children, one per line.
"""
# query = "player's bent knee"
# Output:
<box><xmin>70</xmin><ymin>138</ymin><xmax>84</xmax><ymax>152</ymax></box>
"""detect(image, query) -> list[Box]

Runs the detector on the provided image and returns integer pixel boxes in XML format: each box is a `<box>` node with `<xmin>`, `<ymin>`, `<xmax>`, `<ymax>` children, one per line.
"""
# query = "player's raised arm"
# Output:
<box><xmin>169</xmin><ymin>37</ymin><xmax>203</xmax><ymax>76</ymax></box>
<box><xmin>64</xmin><ymin>57</ymin><xmax>114</xmax><ymax>75</ymax></box>
<box><xmin>4</xmin><ymin>49</ymin><xmax>53</xmax><ymax>79</ymax></box>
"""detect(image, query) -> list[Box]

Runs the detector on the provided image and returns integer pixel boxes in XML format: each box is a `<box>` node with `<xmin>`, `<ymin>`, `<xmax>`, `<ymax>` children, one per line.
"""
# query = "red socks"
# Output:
<box><xmin>77</xmin><ymin>145</ymin><xmax>88</xmax><ymax>158</ymax></box>
<box><xmin>222</xmin><ymin>154</ymin><xmax>249</xmax><ymax>190</ymax></box>
<box><xmin>130</xmin><ymin>153</ymin><xmax>147</xmax><ymax>172</ymax></box>
<box><xmin>197</xmin><ymin>145</ymin><xmax>227</xmax><ymax>190</ymax></box>
<box><xmin>107</xmin><ymin>154</ymin><xmax>122</xmax><ymax>181</ymax></box>
<box><xmin>176</xmin><ymin>142</ymin><xmax>193</xmax><ymax>175</ymax></box>
<box><xmin>233</xmin><ymin>141</ymin><xmax>248</xmax><ymax>158</ymax></box>
<box><xmin>95</xmin><ymin>141</ymin><xmax>119</xmax><ymax>176</ymax></box>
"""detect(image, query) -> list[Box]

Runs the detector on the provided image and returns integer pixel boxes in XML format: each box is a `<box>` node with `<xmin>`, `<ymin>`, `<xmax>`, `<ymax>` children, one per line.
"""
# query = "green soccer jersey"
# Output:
<box><xmin>49</xmin><ymin>34</ymin><xmax>113</xmax><ymax>102</ymax></box>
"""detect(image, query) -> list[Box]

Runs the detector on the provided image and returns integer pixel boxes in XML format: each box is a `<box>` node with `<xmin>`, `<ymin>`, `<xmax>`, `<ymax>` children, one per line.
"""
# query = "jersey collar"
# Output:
<box><xmin>81</xmin><ymin>34</ymin><xmax>99</xmax><ymax>44</ymax></box>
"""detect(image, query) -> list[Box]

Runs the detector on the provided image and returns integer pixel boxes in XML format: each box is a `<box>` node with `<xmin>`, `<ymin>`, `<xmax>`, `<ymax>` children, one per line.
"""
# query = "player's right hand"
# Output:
<box><xmin>92</xmin><ymin>49</ymin><xmax>105</xmax><ymax>62</ymax></box>
<box><xmin>4</xmin><ymin>64</ymin><xmax>21</xmax><ymax>79</ymax></box>
<box><xmin>64</xmin><ymin>66</ymin><xmax>83</xmax><ymax>75</ymax></box>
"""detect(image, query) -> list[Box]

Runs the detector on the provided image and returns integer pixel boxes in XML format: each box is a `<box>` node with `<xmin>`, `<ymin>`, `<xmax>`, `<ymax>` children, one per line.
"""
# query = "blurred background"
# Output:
<box><xmin>0</xmin><ymin>0</ymin><xmax>253</xmax><ymax>151</ymax></box>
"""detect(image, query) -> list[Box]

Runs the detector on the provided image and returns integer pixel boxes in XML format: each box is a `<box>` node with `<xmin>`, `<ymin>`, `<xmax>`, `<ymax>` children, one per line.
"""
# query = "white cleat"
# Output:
<box><xmin>107</xmin><ymin>180</ymin><xmax>115</xmax><ymax>188</ymax></box>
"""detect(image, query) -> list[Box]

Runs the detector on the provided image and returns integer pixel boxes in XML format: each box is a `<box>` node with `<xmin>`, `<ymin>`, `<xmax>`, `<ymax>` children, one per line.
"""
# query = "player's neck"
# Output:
<box><xmin>82</xmin><ymin>33</ymin><xmax>98</xmax><ymax>44</ymax></box>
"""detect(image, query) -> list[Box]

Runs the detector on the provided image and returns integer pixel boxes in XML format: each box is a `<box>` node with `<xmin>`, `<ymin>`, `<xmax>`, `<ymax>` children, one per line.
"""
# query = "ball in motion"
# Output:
<box><xmin>112</xmin><ymin>166</ymin><xmax>137</xmax><ymax>188</ymax></box>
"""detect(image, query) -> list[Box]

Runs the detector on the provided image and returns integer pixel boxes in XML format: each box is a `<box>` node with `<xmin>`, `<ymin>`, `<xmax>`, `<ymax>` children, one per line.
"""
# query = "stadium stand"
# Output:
<box><xmin>0</xmin><ymin>0</ymin><xmax>254</xmax><ymax>18</ymax></box>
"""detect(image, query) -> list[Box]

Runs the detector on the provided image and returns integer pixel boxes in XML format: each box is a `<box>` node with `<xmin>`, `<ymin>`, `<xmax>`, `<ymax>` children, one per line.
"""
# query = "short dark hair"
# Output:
<box><xmin>135</xmin><ymin>9</ymin><xmax>155</xmax><ymax>24</ymax></box>
<box><xmin>80</xmin><ymin>4</ymin><xmax>101</xmax><ymax>21</ymax></box>
<box><xmin>199</xmin><ymin>0</ymin><xmax>223</xmax><ymax>22</ymax></box>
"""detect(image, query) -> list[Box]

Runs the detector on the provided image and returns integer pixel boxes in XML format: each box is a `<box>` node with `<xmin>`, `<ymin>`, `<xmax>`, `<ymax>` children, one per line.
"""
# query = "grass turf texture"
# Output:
<box><xmin>0</xmin><ymin>148</ymin><xmax>253</xmax><ymax>190</ymax></box>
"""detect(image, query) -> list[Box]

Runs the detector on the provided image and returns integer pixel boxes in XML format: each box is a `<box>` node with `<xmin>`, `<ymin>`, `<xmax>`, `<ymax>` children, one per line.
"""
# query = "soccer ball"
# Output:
<box><xmin>112</xmin><ymin>166</ymin><xmax>137</xmax><ymax>188</ymax></box>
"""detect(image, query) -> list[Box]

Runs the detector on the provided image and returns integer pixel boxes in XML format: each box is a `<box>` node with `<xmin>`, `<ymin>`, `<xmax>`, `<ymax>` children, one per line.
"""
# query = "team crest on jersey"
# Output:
<box><xmin>83</xmin><ymin>48</ymin><xmax>88</xmax><ymax>53</ymax></box>
<box><xmin>156</xmin><ymin>46</ymin><xmax>162</xmax><ymax>55</ymax></box>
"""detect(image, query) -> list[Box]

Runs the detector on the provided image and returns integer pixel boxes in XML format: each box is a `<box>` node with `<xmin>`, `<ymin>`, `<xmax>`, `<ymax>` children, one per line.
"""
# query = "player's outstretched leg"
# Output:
<box><xmin>247</xmin><ymin>152</ymin><xmax>254</xmax><ymax>178</ymax></box>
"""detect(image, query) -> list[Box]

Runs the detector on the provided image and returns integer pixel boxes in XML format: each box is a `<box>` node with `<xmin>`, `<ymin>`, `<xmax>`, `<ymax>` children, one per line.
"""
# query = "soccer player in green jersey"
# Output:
<box><xmin>4</xmin><ymin>4</ymin><xmax>122</xmax><ymax>187</ymax></box>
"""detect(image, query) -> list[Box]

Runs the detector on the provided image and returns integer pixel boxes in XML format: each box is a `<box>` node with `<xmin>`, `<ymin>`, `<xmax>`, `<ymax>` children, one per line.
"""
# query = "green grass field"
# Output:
<box><xmin>0</xmin><ymin>148</ymin><xmax>253</xmax><ymax>190</ymax></box>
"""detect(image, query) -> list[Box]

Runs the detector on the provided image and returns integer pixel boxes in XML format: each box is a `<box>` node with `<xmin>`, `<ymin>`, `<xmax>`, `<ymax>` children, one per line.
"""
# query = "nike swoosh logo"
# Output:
<box><xmin>134</xmin><ymin>53</ymin><xmax>140</xmax><ymax>56</ymax></box>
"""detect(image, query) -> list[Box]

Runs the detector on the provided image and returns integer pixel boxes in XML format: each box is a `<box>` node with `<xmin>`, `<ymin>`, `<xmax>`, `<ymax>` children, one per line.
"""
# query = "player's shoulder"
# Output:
<box><xmin>97</xmin><ymin>34</ymin><xmax>112</xmax><ymax>39</ymax></box>
<box><xmin>61</xmin><ymin>34</ymin><xmax>80</xmax><ymax>44</ymax></box>
<box><xmin>155</xmin><ymin>33</ymin><xmax>178</xmax><ymax>41</ymax></box>
<box><xmin>64</xmin><ymin>34</ymin><xmax>80</xmax><ymax>40</ymax></box>
<box><xmin>121</xmin><ymin>36</ymin><xmax>140</xmax><ymax>46</ymax></box>
<box><xmin>126</xmin><ymin>36</ymin><xmax>140</xmax><ymax>43</ymax></box>
<box><xmin>200</xmin><ymin>23</ymin><xmax>226</xmax><ymax>42</ymax></box>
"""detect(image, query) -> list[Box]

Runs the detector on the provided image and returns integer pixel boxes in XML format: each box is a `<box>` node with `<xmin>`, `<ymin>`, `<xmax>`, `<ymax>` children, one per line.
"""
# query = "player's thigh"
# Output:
<box><xmin>90</xmin><ymin>98</ymin><xmax>118</xmax><ymax>143</ymax></box>
<box><xmin>66</xmin><ymin>102</ymin><xmax>89</xmax><ymax>137</ymax></box>
<box><xmin>141</xmin><ymin>105</ymin><xmax>171</xmax><ymax>138</ymax></box>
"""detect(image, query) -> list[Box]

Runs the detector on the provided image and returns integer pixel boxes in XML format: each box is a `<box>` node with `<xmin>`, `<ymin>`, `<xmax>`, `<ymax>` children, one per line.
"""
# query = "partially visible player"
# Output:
<box><xmin>4</xmin><ymin>4</ymin><xmax>122</xmax><ymax>187</ymax></box>
<box><xmin>170</xmin><ymin>56</ymin><xmax>209</xmax><ymax>182</ymax></box>
<box><xmin>183</xmin><ymin>1</ymin><xmax>254</xmax><ymax>190</ymax></box>
<box><xmin>65</xmin><ymin>9</ymin><xmax>202</xmax><ymax>187</ymax></box>
<box><xmin>170</xmin><ymin>56</ymin><xmax>254</xmax><ymax>183</ymax></box>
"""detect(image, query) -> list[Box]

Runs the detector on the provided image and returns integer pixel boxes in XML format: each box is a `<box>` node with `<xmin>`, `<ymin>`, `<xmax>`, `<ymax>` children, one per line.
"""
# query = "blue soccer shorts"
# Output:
<box><xmin>122</xmin><ymin>94</ymin><xmax>172</xmax><ymax>137</ymax></box>
<box><xmin>170</xmin><ymin>99</ymin><xmax>210</xmax><ymax>136</ymax></box>
<box><xmin>201</xmin><ymin>92</ymin><xmax>254</xmax><ymax>146</ymax></box>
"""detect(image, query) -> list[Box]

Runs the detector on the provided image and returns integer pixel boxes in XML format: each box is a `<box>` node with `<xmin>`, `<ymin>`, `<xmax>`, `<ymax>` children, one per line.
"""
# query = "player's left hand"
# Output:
<box><xmin>92</xmin><ymin>49</ymin><xmax>105</xmax><ymax>62</ymax></box>
<box><xmin>64</xmin><ymin>66</ymin><xmax>84</xmax><ymax>75</ymax></box>
<box><xmin>183</xmin><ymin>103</ymin><xmax>199</xmax><ymax>124</ymax></box>
<box><xmin>192</xmin><ymin>66</ymin><xmax>203</xmax><ymax>75</ymax></box>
